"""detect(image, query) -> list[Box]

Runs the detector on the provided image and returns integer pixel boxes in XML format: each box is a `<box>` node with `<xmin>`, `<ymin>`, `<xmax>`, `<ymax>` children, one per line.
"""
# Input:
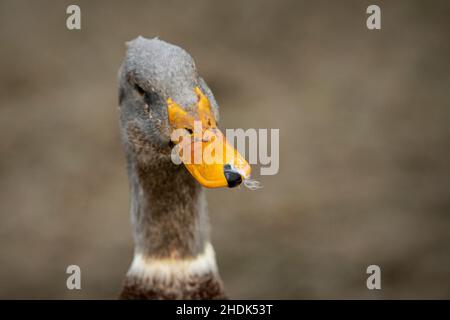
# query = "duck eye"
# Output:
<box><xmin>134</xmin><ymin>84</ymin><xmax>145</xmax><ymax>96</ymax></box>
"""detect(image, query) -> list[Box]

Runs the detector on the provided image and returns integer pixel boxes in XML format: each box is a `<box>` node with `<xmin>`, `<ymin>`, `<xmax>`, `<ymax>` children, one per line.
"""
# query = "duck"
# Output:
<box><xmin>117</xmin><ymin>36</ymin><xmax>251</xmax><ymax>299</ymax></box>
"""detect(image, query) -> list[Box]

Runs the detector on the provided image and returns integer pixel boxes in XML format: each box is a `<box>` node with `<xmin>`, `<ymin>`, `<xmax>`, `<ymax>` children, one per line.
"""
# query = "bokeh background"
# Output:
<box><xmin>0</xmin><ymin>0</ymin><xmax>449</xmax><ymax>299</ymax></box>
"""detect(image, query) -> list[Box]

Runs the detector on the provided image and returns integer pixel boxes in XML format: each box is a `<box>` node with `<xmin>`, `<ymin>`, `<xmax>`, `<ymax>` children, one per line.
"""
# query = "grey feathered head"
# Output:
<box><xmin>118</xmin><ymin>37</ymin><xmax>219</xmax><ymax>152</ymax></box>
<box><xmin>118</xmin><ymin>36</ymin><xmax>250</xmax><ymax>188</ymax></box>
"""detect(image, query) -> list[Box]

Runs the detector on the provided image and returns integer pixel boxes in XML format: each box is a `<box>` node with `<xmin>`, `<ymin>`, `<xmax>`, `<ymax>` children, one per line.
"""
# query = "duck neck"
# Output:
<box><xmin>121</xmin><ymin>156</ymin><xmax>226</xmax><ymax>299</ymax></box>
<box><xmin>128</xmin><ymin>159</ymin><xmax>209</xmax><ymax>258</ymax></box>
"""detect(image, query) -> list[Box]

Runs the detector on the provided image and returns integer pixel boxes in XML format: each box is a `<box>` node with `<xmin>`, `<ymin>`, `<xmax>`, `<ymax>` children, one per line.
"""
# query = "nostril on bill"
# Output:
<box><xmin>223</xmin><ymin>164</ymin><xmax>243</xmax><ymax>188</ymax></box>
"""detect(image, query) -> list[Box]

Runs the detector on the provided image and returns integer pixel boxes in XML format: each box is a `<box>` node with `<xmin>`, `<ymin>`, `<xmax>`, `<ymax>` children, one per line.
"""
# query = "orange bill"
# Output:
<box><xmin>167</xmin><ymin>87</ymin><xmax>251</xmax><ymax>188</ymax></box>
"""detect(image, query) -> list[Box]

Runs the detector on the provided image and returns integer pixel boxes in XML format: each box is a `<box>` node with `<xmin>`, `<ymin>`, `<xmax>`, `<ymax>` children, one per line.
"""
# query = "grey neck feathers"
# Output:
<box><xmin>119</xmin><ymin>103</ymin><xmax>226</xmax><ymax>298</ymax></box>
<box><xmin>128</xmin><ymin>156</ymin><xmax>210</xmax><ymax>259</ymax></box>
<box><xmin>120</xmin><ymin>153</ymin><xmax>226</xmax><ymax>299</ymax></box>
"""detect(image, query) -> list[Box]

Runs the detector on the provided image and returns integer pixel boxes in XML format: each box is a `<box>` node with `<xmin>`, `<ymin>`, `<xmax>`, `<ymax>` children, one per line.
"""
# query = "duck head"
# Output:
<box><xmin>118</xmin><ymin>36</ymin><xmax>250</xmax><ymax>188</ymax></box>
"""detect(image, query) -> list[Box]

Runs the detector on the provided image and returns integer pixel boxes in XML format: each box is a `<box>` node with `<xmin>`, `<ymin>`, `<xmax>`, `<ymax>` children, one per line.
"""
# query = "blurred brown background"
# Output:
<box><xmin>0</xmin><ymin>0</ymin><xmax>449</xmax><ymax>299</ymax></box>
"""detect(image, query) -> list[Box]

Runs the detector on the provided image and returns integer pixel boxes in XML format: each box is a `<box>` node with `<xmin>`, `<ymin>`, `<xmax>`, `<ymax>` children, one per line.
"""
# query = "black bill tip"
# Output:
<box><xmin>223</xmin><ymin>164</ymin><xmax>243</xmax><ymax>188</ymax></box>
